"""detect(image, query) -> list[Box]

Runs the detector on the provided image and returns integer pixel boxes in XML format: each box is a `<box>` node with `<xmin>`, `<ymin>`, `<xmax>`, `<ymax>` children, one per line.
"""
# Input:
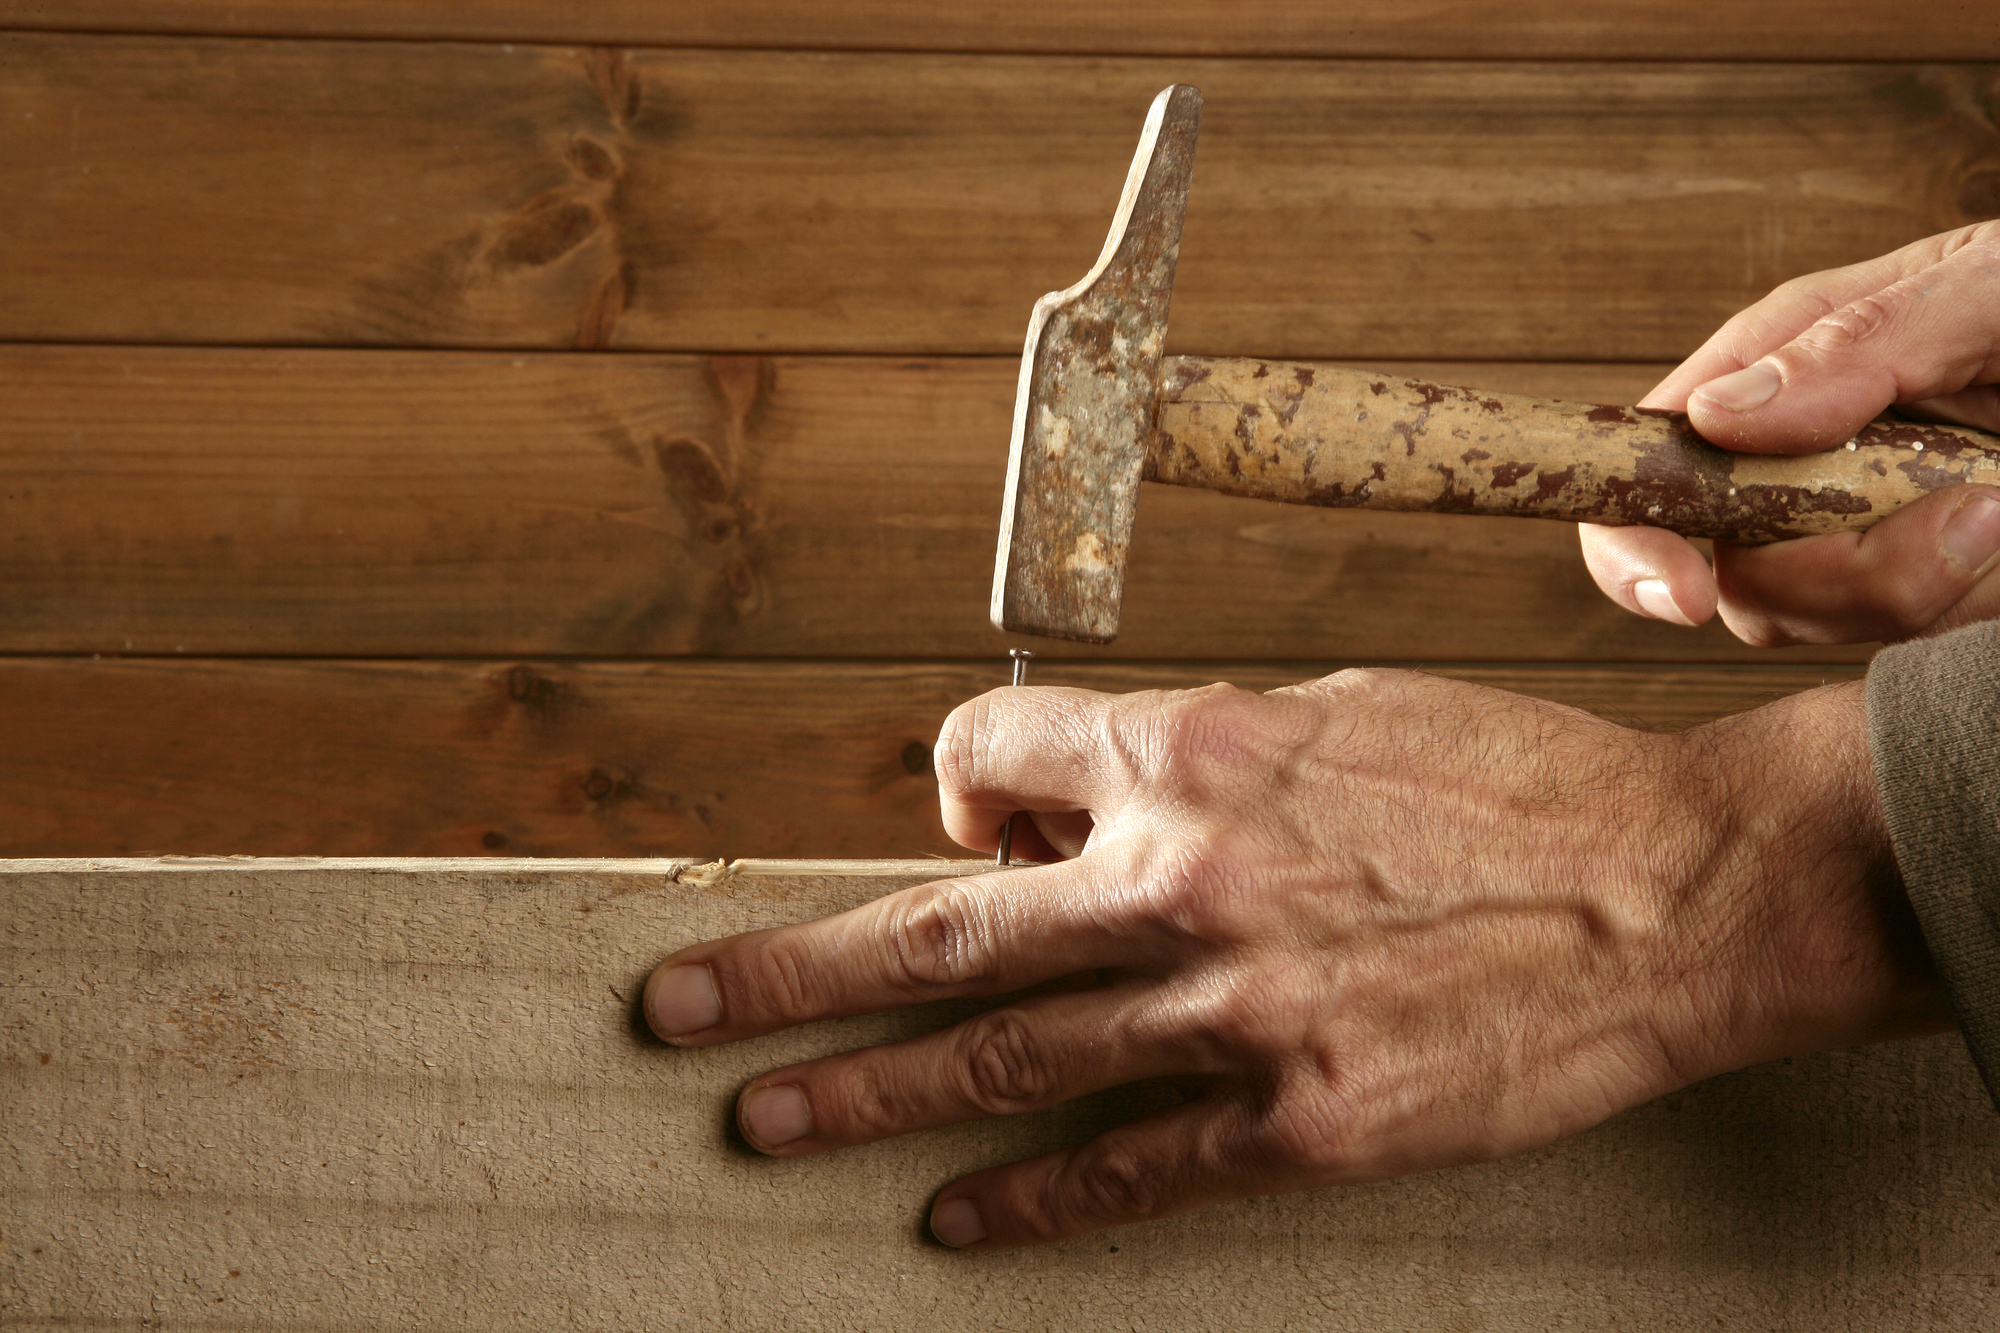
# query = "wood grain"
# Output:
<box><xmin>0</xmin><ymin>656</ymin><xmax>1864</xmax><ymax>858</ymax></box>
<box><xmin>4</xmin><ymin>35</ymin><xmax>1994</xmax><ymax>357</ymax></box>
<box><xmin>5</xmin><ymin>859</ymin><xmax>1995</xmax><ymax>1329</ymax></box>
<box><xmin>0</xmin><ymin>344</ymin><xmax>1873</xmax><ymax>662</ymax></box>
<box><xmin>4</xmin><ymin>0</ymin><xmax>1992</xmax><ymax>61</ymax></box>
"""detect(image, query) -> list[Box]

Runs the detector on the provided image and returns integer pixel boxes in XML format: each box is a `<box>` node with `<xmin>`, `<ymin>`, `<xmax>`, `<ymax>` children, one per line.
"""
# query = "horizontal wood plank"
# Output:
<box><xmin>5</xmin><ymin>859</ymin><xmax>1993</xmax><ymax>1328</ymax></box>
<box><xmin>0</xmin><ymin>345</ymin><xmax>1874</xmax><ymax>662</ymax></box>
<box><xmin>3</xmin><ymin>1</ymin><xmax>1992</xmax><ymax>62</ymax></box>
<box><xmin>3</xmin><ymin>35</ymin><xmax>1994</xmax><ymax>357</ymax></box>
<box><xmin>1</xmin><ymin>657</ymin><xmax>1865</xmax><ymax>858</ymax></box>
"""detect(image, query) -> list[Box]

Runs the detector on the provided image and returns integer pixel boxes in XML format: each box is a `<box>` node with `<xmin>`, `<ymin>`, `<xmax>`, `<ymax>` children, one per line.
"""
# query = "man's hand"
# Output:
<box><xmin>1581</xmin><ymin>221</ymin><xmax>2000</xmax><ymax>646</ymax></box>
<box><xmin>645</xmin><ymin>672</ymin><xmax>1947</xmax><ymax>1248</ymax></box>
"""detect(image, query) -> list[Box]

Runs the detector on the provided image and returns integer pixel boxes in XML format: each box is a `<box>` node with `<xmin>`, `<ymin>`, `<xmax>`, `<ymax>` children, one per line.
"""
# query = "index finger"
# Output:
<box><xmin>642</xmin><ymin>851</ymin><xmax>1144</xmax><ymax>1046</ymax></box>
<box><xmin>932</xmin><ymin>684</ymin><xmax>1136</xmax><ymax>852</ymax></box>
<box><xmin>1640</xmin><ymin>231</ymin><xmax>1971</xmax><ymax>412</ymax></box>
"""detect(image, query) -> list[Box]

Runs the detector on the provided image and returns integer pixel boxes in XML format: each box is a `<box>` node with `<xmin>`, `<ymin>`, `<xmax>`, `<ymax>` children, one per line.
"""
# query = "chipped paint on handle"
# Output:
<box><xmin>991</xmin><ymin>85</ymin><xmax>1202</xmax><ymax>643</ymax></box>
<box><xmin>1150</xmin><ymin>357</ymin><xmax>2000</xmax><ymax>542</ymax></box>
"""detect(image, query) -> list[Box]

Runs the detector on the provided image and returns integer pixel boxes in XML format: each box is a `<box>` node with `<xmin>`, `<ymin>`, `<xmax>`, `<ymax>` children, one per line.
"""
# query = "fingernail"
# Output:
<box><xmin>931</xmin><ymin>1197</ymin><xmax>987</xmax><ymax>1248</ymax></box>
<box><xmin>647</xmin><ymin>964</ymin><xmax>721</xmax><ymax>1038</ymax></box>
<box><xmin>1633</xmin><ymin>578</ymin><xmax>1695</xmax><ymax>626</ymax></box>
<box><xmin>1693</xmin><ymin>361</ymin><xmax>1782</xmax><ymax>414</ymax></box>
<box><xmin>1940</xmin><ymin>492</ymin><xmax>2000</xmax><ymax>576</ymax></box>
<box><xmin>741</xmin><ymin>1085</ymin><xmax>812</xmax><ymax>1149</ymax></box>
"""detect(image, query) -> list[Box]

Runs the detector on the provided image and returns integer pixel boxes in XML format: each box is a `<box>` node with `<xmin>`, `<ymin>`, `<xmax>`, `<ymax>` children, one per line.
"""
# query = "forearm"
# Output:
<box><xmin>1664</xmin><ymin>680</ymin><xmax>1949</xmax><ymax>1078</ymax></box>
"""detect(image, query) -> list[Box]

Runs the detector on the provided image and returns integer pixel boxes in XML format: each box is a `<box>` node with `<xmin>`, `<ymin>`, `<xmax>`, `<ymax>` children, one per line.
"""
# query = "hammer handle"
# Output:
<box><xmin>1148</xmin><ymin>356</ymin><xmax>2000</xmax><ymax>543</ymax></box>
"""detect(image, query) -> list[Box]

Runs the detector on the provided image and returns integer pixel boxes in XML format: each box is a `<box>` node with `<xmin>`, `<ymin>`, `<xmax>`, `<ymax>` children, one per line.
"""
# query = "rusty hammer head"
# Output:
<box><xmin>990</xmin><ymin>84</ymin><xmax>1202</xmax><ymax>644</ymax></box>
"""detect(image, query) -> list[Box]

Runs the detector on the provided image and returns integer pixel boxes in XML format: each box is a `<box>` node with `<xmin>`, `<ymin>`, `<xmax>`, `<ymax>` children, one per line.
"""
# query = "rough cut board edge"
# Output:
<box><xmin>0</xmin><ymin>856</ymin><xmax>997</xmax><ymax>877</ymax></box>
<box><xmin>2</xmin><ymin>1</ymin><xmax>1990</xmax><ymax>60</ymax></box>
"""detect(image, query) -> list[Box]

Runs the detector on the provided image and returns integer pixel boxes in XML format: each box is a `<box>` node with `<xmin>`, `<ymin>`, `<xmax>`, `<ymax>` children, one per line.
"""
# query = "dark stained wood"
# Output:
<box><xmin>3</xmin><ymin>0</ymin><xmax>1991</xmax><ymax>61</ymax></box>
<box><xmin>0</xmin><ymin>656</ymin><xmax>1864</xmax><ymax>859</ymax></box>
<box><xmin>0</xmin><ymin>345</ymin><xmax>1875</xmax><ymax>662</ymax></box>
<box><xmin>3</xmin><ymin>35</ymin><xmax>1993</xmax><ymax>358</ymax></box>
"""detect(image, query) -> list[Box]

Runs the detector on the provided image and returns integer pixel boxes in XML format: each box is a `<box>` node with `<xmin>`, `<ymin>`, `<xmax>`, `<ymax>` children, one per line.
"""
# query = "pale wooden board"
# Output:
<box><xmin>3</xmin><ymin>36</ymin><xmax>1995</xmax><ymax>357</ymax></box>
<box><xmin>0</xmin><ymin>345</ymin><xmax>1873</xmax><ymax>663</ymax></box>
<box><xmin>3</xmin><ymin>0</ymin><xmax>1992</xmax><ymax>62</ymax></box>
<box><xmin>3</xmin><ymin>859</ymin><xmax>1995</xmax><ymax>1329</ymax></box>
<box><xmin>1</xmin><ymin>657</ymin><xmax>1865</xmax><ymax>858</ymax></box>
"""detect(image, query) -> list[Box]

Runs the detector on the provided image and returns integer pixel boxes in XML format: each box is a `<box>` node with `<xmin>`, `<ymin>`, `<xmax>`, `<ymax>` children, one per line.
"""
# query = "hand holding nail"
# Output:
<box><xmin>644</xmin><ymin>670</ymin><xmax>1945</xmax><ymax>1249</ymax></box>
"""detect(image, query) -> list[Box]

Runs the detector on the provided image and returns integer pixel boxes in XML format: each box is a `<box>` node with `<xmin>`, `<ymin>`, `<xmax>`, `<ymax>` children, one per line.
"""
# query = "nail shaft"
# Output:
<box><xmin>996</xmin><ymin>650</ymin><xmax>1034</xmax><ymax>865</ymax></box>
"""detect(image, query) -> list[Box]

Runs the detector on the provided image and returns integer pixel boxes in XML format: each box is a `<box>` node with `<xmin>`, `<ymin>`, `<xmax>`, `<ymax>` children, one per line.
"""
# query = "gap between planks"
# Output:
<box><xmin>0</xmin><ymin>856</ymin><xmax>1000</xmax><ymax>877</ymax></box>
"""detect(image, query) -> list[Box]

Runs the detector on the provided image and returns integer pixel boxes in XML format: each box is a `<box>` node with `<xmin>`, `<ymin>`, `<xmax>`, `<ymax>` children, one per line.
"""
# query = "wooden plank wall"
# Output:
<box><xmin>2</xmin><ymin>8</ymin><xmax>1996</xmax><ymax>857</ymax></box>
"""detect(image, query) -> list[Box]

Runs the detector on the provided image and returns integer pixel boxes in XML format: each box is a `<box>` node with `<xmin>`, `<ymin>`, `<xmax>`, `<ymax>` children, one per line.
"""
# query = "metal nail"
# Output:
<box><xmin>996</xmin><ymin>650</ymin><xmax>1034</xmax><ymax>865</ymax></box>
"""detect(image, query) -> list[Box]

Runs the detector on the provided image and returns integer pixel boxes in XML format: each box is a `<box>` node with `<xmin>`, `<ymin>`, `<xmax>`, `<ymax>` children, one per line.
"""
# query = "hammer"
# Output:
<box><xmin>992</xmin><ymin>85</ymin><xmax>2000</xmax><ymax>644</ymax></box>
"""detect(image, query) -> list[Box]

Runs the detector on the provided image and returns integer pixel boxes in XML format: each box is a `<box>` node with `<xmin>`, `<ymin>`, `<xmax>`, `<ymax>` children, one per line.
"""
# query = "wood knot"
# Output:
<box><xmin>568</xmin><ymin>135</ymin><xmax>621</xmax><ymax>182</ymax></box>
<box><xmin>586</xmin><ymin>48</ymin><xmax>642</xmax><ymax>128</ymax></box>
<box><xmin>489</xmin><ymin>194</ymin><xmax>599</xmax><ymax>273</ymax></box>
<box><xmin>502</xmin><ymin>665</ymin><xmax>566</xmax><ymax>717</ymax></box>
<box><xmin>709</xmin><ymin>356</ymin><xmax>769</xmax><ymax>430</ymax></box>
<box><xmin>655</xmin><ymin>437</ymin><xmax>731</xmax><ymax>505</ymax></box>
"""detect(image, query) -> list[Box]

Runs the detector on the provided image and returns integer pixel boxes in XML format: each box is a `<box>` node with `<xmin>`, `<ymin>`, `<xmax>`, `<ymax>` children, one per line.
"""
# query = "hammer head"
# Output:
<box><xmin>990</xmin><ymin>84</ymin><xmax>1202</xmax><ymax>643</ymax></box>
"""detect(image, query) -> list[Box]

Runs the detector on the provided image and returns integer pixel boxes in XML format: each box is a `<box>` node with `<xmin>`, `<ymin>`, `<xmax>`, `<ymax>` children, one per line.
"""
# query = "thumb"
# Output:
<box><xmin>1686</xmin><ymin>229</ymin><xmax>2000</xmax><ymax>454</ymax></box>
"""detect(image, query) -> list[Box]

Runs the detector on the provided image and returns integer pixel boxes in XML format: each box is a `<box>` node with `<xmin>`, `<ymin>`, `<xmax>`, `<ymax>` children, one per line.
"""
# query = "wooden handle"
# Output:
<box><xmin>1148</xmin><ymin>356</ymin><xmax>2000</xmax><ymax>542</ymax></box>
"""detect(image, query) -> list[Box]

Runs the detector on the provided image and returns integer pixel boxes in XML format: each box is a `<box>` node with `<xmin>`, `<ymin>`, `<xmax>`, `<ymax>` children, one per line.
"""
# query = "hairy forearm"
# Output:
<box><xmin>1663</xmin><ymin>680</ymin><xmax>1950</xmax><ymax>1077</ymax></box>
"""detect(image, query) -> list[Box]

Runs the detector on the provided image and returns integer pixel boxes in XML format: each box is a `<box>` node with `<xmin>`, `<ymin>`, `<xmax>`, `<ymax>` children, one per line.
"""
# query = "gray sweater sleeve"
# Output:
<box><xmin>1867</xmin><ymin>619</ymin><xmax>2000</xmax><ymax>1103</ymax></box>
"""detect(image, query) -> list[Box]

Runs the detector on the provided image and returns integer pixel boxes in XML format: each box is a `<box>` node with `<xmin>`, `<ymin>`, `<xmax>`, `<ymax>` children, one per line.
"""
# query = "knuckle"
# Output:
<box><xmin>829</xmin><ymin>1060</ymin><xmax>908</xmax><ymax>1140</ymax></box>
<box><xmin>1798</xmin><ymin>293</ymin><xmax>1895</xmax><ymax>353</ymax></box>
<box><xmin>734</xmin><ymin>939</ymin><xmax>820</xmax><ymax>1024</ymax></box>
<box><xmin>1134</xmin><ymin>835</ymin><xmax>1263</xmax><ymax>946</ymax></box>
<box><xmin>1944</xmin><ymin>220</ymin><xmax>2000</xmax><ymax>261</ymax></box>
<box><xmin>886</xmin><ymin>881</ymin><xmax>994</xmax><ymax>988</ymax></box>
<box><xmin>1866</xmin><ymin>570</ymin><xmax>1955</xmax><ymax>635</ymax></box>
<box><xmin>957</xmin><ymin>1010</ymin><xmax>1057</xmax><ymax>1113</ymax></box>
<box><xmin>1060</xmin><ymin>1143</ymin><xmax>1161</xmax><ymax>1226</ymax></box>
<box><xmin>1190</xmin><ymin>970</ymin><xmax>1319</xmax><ymax>1058</ymax></box>
<box><xmin>1120</xmin><ymin>685</ymin><xmax>1267</xmax><ymax>800</ymax></box>
<box><xmin>932</xmin><ymin>699</ymin><xmax>987</xmax><ymax>798</ymax></box>
<box><xmin>1171</xmin><ymin>687</ymin><xmax>1259</xmax><ymax>766</ymax></box>
<box><xmin>1313</xmin><ymin>665</ymin><xmax>1388</xmax><ymax>700</ymax></box>
<box><xmin>1714</xmin><ymin>572</ymin><xmax>1815</xmax><ymax>648</ymax></box>
<box><xmin>1258</xmin><ymin>1081</ymin><xmax>1362</xmax><ymax>1178</ymax></box>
